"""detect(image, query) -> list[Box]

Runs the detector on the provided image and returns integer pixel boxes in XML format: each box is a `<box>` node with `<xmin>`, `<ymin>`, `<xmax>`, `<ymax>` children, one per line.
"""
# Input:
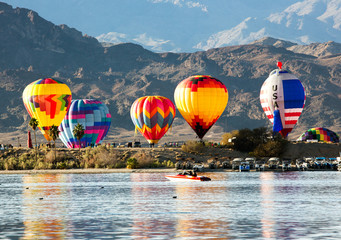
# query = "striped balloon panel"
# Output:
<box><xmin>130</xmin><ymin>96</ymin><xmax>175</xmax><ymax>144</ymax></box>
<box><xmin>260</xmin><ymin>70</ymin><xmax>305</xmax><ymax>138</ymax></box>
<box><xmin>58</xmin><ymin>99</ymin><xmax>111</xmax><ymax>148</ymax></box>
<box><xmin>174</xmin><ymin>75</ymin><xmax>228</xmax><ymax>139</ymax></box>
<box><xmin>297</xmin><ymin>127</ymin><xmax>340</xmax><ymax>143</ymax></box>
<box><xmin>22</xmin><ymin>78</ymin><xmax>72</xmax><ymax>141</ymax></box>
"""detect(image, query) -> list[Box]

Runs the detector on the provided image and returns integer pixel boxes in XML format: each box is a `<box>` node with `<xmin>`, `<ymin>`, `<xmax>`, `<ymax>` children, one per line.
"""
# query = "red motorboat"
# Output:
<box><xmin>165</xmin><ymin>172</ymin><xmax>211</xmax><ymax>181</ymax></box>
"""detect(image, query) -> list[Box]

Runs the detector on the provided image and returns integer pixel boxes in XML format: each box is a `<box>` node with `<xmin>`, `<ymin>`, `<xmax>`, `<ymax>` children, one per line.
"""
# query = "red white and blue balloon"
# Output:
<box><xmin>260</xmin><ymin>62</ymin><xmax>306</xmax><ymax>138</ymax></box>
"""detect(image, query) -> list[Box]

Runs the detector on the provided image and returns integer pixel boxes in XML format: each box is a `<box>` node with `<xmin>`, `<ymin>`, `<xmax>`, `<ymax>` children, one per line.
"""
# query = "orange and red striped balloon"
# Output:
<box><xmin>130</xmin><ymin>96</ymin><xmax>175</xmax><ymax>144</ymax></box>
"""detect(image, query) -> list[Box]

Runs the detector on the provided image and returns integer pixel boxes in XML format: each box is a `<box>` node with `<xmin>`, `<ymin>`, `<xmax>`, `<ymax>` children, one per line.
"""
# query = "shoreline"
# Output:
<box><xmin>0</xmin><ymin>168</ymin><xmax>178</xmax><ymax>175</ymax></box>
<box><xmin>0</xmin><ymin>167</ymin><xmax>338</xmax><ymax>174</ymax></box>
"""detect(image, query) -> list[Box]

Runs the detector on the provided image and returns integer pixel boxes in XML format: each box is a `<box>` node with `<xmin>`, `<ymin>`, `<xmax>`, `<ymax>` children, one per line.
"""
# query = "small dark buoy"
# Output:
<box><xmin>173</xmin><ymin>196</ymin><xmax>177</xmax><ymax>199</ymax></box>
<box><xmin>39</xmin><ymin>197</ymin><xmax>43</xmax><ymax>200</ymax></box>
<box><xmin>101</xmin><ymin>186</ymin><xmax>104</xmax><ymax>189</ymax></box>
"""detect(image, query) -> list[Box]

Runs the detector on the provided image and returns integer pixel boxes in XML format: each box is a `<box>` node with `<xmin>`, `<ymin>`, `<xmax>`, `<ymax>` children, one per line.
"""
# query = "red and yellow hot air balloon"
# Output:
<box><xmin>22</xmin><ymin>78</ymin><xmax>72</xmax><ymax>141</ymax></box>
<box><xmin>174</xmin><ymin>75</ymin><xmax>228</xmax><ymax>139</ymax></box>
<box><xmin>130</xmin><ymin>96</ymin><xmax>175</xmax><ymax>144</ymax></box>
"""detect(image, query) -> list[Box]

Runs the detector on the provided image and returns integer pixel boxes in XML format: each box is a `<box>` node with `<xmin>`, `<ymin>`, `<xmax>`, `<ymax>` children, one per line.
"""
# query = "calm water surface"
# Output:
<box><xmin>1</xmin><ymin>172</ymin><xmax>341</xmax><ymax>239</ymax></box>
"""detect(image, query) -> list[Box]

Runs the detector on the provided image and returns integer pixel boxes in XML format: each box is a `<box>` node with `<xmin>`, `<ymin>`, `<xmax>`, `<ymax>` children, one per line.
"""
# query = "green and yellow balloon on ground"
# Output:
<box><xmin>174</xmin><ymin>75</ymin><xmax>228</xmax><ymax>140</ymax></box>
<box><xmin>23</xmin><ymin>78</ymin><xmax>72</xmax><ymax>141</ymax></box>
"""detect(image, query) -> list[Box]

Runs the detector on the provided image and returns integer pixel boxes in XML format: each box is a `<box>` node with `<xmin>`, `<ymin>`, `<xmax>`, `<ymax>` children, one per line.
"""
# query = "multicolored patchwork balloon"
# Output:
<box><xmin>130</xmin><ymin>96</ymin><xmax>175</xmax><ymax>144</ymax></box>
<box><xmin>297</xmin><ymin>127</ymin><xmax>339</xmax><ymax>143</ymax></box>
<box><xmin>22</xmin><ymin>78</ymin><xmax>72</xmax><ymax>141</ymax></box>
<box><xmin>174</xmin><ymin>75</ymin><xmax>228</xmax><ymax>139</ymax></box>
<box><xmin>260</xmin><ymin>62</ymin><xmax>306</xmax><ymax>138</ymax></box>
<box><xmin>58</xmin><ymin>99</ymin><xmax>112</xmax><ymax>148</ymax></box>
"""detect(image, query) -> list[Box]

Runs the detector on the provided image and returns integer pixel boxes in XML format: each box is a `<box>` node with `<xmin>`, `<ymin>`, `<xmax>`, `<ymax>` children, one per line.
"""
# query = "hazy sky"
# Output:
<box><xmin>4</xmin><ymin>0</ymin><xmax>295</xmax><ymax>37</ymax></box>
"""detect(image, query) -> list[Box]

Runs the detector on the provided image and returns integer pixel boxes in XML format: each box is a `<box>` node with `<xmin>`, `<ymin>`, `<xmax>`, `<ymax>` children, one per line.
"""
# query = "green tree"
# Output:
<box><xmin>232</xmin><ymin>127</ymin><xmax>271</xmax><ymax>153</ymax></box>
<box><xmin>73</xmin><ymin>123</ymin><xmax>85</xmax><ymax>152</ymax></box>
<box><xmin>49</xmin><ymin>124</ymin><xmax>60</xmax><ymax>161</ymax></box>
<box><xmin>221</xmin><ymin>130</ymin><xmax>239</xmax><ymax>146</ymax></box>
<box><xmin>29</xmin><ymin>118</ymin><xmax>39</xmax><ymax>162</ymax></box>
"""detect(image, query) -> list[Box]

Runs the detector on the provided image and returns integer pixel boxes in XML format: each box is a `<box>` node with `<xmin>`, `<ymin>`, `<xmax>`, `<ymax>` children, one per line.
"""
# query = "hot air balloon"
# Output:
<box><xmin>174</xmin><ymin>75</ymin><xmax>228</xmax><ymax>140</ymax></box>
<box><xmin>297</xmin><ymin>127</ymin><xmax>339</xmax><ymax>143</ymax></box>
<box><xmin>58</xmin><ymin>99</ymin><xmax>112</xmax><ymax>148</ymax></box>
<box><xmin>22</xmin><ymin>78</ymin><xmax>72</xmax><ymax>141</ymax></box>
<box><xmin>130</xmin><ymin>96</ymin><xmax>175</xmax><ymax>144</ymax></box>
<box><xmin>260</xmin><ymin>62</ymin><xmax>306</xmax><ymax>138</ymax></box>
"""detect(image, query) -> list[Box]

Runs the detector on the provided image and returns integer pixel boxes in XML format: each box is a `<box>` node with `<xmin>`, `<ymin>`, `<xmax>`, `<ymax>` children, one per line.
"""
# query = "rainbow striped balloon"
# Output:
<box><xmin>130</xmin><ymin>96</ymin><xmax>175</xmax><ymax>144</ymax></box>
<box><xmin>297</xmin><ymin>127</ymin><xmax>339</xmax><ymax>143</ymax></box>
<box><xmin>58</xmin><ymin>99</ymin><xmax>111</xmax><ymax>148</ymax></box>
<box><xmin>22</xmin><ymin>78</ymin><xmax>72</xmax><ymax>141</ymax></box>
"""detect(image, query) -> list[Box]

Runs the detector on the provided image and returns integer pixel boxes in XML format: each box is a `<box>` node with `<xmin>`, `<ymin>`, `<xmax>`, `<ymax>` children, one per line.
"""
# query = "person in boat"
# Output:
<box><xmin>181</xmin><ymin>171</ymin><xmax>190</xmax><ymax>175</ymax></box>
<box><xmin>192</xmin><ymin>171</ymin><xmax>197</xmax><ymax>177</ymax></box>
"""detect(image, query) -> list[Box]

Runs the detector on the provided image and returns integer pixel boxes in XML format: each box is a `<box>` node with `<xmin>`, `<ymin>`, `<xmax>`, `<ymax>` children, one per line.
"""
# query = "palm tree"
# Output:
<box><xmin>73</xmin><ymin>123</ymin><xmax>85</xmax><ymax>152</ymax></box>
<box><xmin>29</xmin><ymin>118</ymin><xmax>39</xmax><ymax>162</ymax></box>
<box><xmin>49</xmin><ymin>124</ymin><xmax>60</xmax><ymax>161</ymax></box>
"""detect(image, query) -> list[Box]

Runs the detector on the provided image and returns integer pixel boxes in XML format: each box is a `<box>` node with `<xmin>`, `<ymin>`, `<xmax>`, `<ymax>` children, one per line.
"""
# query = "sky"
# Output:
<box><xmin>3</xmin><ymin>0</ymin><xmax>340</xmax><ymax>52</ymax></box>
<box><xmin>3</xmin><ymin>0</ymin><xmax>292</xmax><ymax>36</ymax></box>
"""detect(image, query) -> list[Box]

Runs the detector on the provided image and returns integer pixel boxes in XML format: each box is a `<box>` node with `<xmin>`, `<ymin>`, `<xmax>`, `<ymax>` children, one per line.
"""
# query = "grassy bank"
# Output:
<box><xmin>0</xmin><ymin>145</ymin><xmax>177</xmax><ymax>171</ymax></box>
<box><xmin>0</xmin><ymin>142</ymin><xmax>339</xmax><ymax>171</ymax></box>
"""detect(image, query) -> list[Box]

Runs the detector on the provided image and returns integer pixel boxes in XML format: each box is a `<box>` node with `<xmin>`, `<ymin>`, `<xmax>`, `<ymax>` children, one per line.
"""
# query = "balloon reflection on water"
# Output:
<box><xmin>22</xmin><ymin>174</ymin><xmax>71</xmax><ymax>239</ymax></box>
<box><xmin>260</xmin><ymin>172</ymin><xmax>276</xmax><ymax>239</ymax></box>
<box><xmin>130</xmin><ymin>173</ymin><xmax>231</xmax><ymax>239</ymax></box>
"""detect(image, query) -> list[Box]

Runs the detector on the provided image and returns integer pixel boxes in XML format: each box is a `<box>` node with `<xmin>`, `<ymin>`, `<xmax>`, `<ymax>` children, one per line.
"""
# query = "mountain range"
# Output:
<box><xmin>0</xmin><ymin>2</ymin><xmax>340</xmax><ymax>145</ymax></box>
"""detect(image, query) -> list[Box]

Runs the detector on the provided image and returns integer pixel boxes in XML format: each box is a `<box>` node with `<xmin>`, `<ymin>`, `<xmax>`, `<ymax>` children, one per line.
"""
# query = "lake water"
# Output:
<box><xmin>1</xmin><ymin>171</ymin><xmax>341</xmax><ymax>239</ymax></box>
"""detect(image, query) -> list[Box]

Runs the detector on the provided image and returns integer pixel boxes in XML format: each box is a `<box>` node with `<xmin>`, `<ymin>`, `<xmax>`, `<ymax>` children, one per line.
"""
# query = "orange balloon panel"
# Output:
<box><xmin>174</xmin><ymin>75</ymin><xmax>228</xmax><ymax>139</ymax></box>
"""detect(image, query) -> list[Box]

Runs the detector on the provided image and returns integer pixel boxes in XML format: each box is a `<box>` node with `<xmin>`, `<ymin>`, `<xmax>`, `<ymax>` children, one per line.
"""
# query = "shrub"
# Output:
<box><xmin>80</xmin><ymin>145</ymin><xmax>124</xmax><ymax>168</ymax></box>
<box><xmin>126</xmin><ymin>158</ymin><xmax>138</xmax><ymax>169</ymax></box>
<box><xmin>221</xmin><ymin>130</ymin><xmax>239</xmax><ymax>146</ymax></box>
<box><xmin>181</xmin><ymin>141</ymin><xmax>205</xmax><ymax>153</ymax></box>
<box><xmin>252</xmin><ymin>139</ymin><xmax>288</xmax><ymax>157</ymax></box>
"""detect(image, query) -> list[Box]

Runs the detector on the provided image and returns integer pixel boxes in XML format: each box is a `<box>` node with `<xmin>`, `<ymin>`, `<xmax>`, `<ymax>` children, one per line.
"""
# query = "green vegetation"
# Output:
<box><xmin>29</xmin><ymin>117</ymin><xmax>39</xmax><ymax>162</ymax></box>
<box><xmin>81</xmin><ymin>145</ymin><xmax>125</xmax><ymax>168</ymax></box>
<box><xmin>221</xmin><ymin>127</ymin><xmax>288</xmax><ymax>157</ymax></box>
<box><xmin>126</xmin><ymin>158</ymin><xmax>138</xmax><ymax>169</ymax></box>
<box><xmin>49</xmin><ymin>124</ymin><xmax>60</xmax><ymax>161</ymax></box>
<box><xmin>73</xmin><ymin>123</ymin><xmax>85</xmax><ymax>152</ymax></box>
<box><xmin>181</xmin><ymin>140</ymin><xmax>205</xmax><ymax>153</ymax></box>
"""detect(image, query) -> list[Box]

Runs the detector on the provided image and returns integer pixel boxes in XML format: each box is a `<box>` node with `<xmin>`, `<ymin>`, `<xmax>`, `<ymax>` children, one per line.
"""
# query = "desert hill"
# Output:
<box><xmin>0</xmin><ymin>2</ymin><xmax>340</xmax><ymax>146</ymax></box>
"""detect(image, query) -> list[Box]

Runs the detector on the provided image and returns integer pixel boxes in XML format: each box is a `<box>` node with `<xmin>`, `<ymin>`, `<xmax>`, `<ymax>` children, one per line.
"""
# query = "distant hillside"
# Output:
<box><xmin>0</xmin><ymin>2</ymin><xmax>340</xmax><ymax>145</ymax></box>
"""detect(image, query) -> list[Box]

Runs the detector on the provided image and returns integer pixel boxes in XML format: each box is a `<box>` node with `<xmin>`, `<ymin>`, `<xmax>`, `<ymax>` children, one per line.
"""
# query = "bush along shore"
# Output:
<box><xmin>0</xmin><ymin>145</ymin><xmax>178</xmax><ymax>171</ymax></box>
<box><xmin>0</xmin><ymin>140</ymin><xmax>340</xmax><ymax>172</ymax></box>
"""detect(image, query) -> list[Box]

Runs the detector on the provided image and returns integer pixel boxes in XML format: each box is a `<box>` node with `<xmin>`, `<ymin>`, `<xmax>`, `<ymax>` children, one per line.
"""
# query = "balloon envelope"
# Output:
<box><xmin>58</xmin><ymin>99</ymin><xmax>111</xmax><ymax>148</ymax></box>
<box><xmin>174</xmin><ymin>75</ymin><xmax>228</xmax><ymax>139</ymax></box>
<box><xmin>22</xmin><ymin>78</ymin><xmax>72</xmax><ymax>141</ymax></box>
<box><xmin>130</xmin><ymin>96</ymin><xmax>175</xmax><ymax>144</ymax></box>
<box><xmin>260</xmin><ymin>69</ymin><xmax>305</xmax><ymax>138</ymax></box>
<box><xmin>297</xmin><ymin>127</ymin><xmax>339</xmax><ymax>143</ymax></box>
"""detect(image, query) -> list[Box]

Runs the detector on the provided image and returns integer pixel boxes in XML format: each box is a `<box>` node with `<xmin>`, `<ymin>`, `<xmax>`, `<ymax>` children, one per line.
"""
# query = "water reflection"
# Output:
<box><xmin>0</xmin><ymin>172</ymin><xmax>340</xmax><ymax>239</ymax></box>
<box><xmin>22</xmin><ymin>174</ymin><xmax>71</xmax><ymax>239</ymax></box>
<box><xmin>260</xmin><ymin>172</ymin><xmax>276</xmax><ymax>239</ymax></box>
<box><xmin>172</xmin><ymin>173</ymin><xmax>231</xmax><ymax>239</ymax></box>
<box><xmin>130</xmin><ymin>173</ymin><xmax>176</xmax><ymax>239</ymax></box>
